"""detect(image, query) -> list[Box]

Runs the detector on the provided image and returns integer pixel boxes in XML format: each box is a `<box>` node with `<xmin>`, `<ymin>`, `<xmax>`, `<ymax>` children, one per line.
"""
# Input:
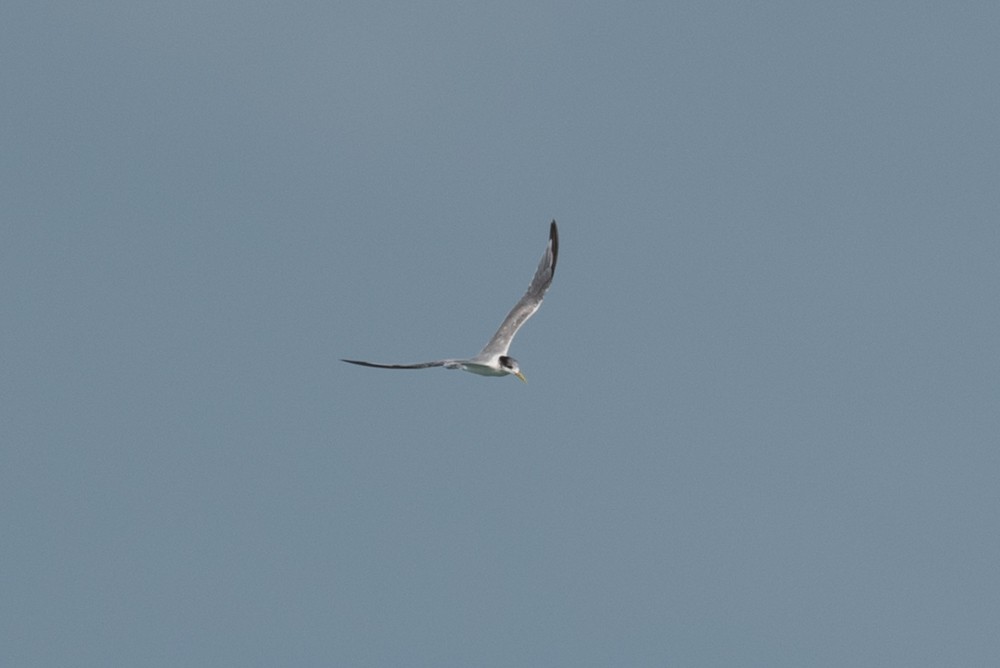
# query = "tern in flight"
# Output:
<box><xmin>341</xmin><ymin>220</ymin><xmax>559</xmax><ymax>382</ymax></box>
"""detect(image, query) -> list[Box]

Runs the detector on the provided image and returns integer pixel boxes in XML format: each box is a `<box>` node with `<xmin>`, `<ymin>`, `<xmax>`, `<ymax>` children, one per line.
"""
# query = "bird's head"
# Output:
<box><xmin>498</xmin><ymin>355</ymin><xmax>527</xmax><ymax>383</ymax></box>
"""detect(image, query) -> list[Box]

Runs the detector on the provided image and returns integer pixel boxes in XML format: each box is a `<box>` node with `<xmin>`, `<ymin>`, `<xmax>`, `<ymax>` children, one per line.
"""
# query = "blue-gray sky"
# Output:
<box><xmin>3</xmin><ymin>2</ymin><xmax>999</xmax><ymax>666</ymax></box>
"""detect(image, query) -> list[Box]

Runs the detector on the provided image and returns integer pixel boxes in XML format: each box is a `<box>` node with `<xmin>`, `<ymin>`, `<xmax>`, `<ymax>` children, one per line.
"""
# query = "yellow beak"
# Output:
<box><xmin>514</xmin><ymin>371</ymin><xmax>527</xmax><ymax>383</ymax></box>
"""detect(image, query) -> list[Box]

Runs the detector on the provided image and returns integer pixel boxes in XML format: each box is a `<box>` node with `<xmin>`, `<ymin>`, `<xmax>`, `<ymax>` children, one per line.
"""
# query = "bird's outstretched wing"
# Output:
<box><xmin>340</xmin><ymin>359</ymin><xmax>455</xmax><ymax>370</ymax></box>
<box><xmin>476</xmin><ymin>220</ymin><xmax>558</xmax><ymax>359</ymax></box>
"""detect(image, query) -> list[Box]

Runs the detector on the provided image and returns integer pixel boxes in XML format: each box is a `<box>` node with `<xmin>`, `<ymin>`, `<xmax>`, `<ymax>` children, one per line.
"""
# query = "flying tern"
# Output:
<box><xmin>341</xmin><ymin>220</ymin><xmax>559</xmax><ymax>382</ymax></box>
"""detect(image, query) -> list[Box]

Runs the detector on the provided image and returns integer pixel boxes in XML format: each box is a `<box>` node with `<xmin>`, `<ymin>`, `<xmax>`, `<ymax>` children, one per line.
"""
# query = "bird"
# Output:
<box><xmin>341</xmin><ymin>220</ymin><xmax>559</xmax><ymax>383</ymax></box>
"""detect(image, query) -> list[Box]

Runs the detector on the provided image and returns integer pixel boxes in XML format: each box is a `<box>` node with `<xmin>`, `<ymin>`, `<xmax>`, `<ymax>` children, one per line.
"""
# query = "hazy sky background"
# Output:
<box><xmin>3</xmin><ymin>2</ymin><xmax>998</xmax><ymax>666</ymax></box>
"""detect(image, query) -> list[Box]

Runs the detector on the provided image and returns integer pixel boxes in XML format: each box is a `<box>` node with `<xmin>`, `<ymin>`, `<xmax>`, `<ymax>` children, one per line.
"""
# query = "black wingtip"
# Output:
<box><xmin>341</xmin><ymin>358</ymin><xmax>375</xmax><ymax>367</ymax></box>
<box><xmin>549</xmin><ymin>220</ymin><xmax>559</xmax><ymax>275</ymax></box>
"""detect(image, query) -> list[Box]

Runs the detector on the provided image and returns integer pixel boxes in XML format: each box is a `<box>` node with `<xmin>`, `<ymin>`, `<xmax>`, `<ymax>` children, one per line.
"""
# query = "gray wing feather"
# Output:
<box><xmin>340</xmin><ymin>359</ymin><xmax>452</xmax><ymax>370</ymax></box>
<box><xmin>477</xmin><ymin>220</ymin><xmax>558</xmax><ymax>358</ymax></box>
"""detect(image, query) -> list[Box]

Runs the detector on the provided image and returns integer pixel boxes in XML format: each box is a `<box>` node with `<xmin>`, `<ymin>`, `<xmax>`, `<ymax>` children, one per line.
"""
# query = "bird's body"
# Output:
<box><xmin>341</xmin><ymin>221</ymin><xmax>559</xmax><ymax>382</ymax></box>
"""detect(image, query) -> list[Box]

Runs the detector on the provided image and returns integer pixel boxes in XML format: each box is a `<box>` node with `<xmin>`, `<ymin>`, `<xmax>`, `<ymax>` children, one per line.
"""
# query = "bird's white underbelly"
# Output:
<box><xmin>453</xmin><ymin>362</ymin><xmax>506</xmax><ymax>377</ymax></box>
